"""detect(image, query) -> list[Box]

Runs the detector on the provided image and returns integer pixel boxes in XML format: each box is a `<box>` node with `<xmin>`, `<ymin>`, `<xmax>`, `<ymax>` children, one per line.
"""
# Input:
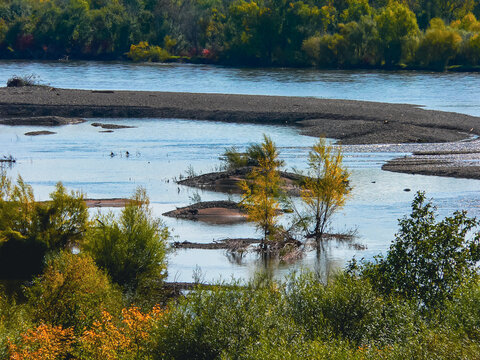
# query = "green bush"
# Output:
<box><xmin>127</xmin><ymin>41</ymin><xmax>173</xmax><ymax>62</ymax></box>
<box><xmin>285</xmin><ymin>272</ymin><xmax>418</xmax><ymax>347</ymax></box>
<box><xmin>441</xmin><ymin>281</ymin><xmax>480</xmax><ymax>341</ymax></box>
<box><xmin>358</xmin><ymin>191</ymin><xmax>480</xmax><ymax>310</ymax></box>
<box><xmin>221</xmin><ymin>141</ymin><xmax>284</xmax><ymax>171</ymax></box>
<box><xmin>416</xmin><ymin>19</ymin><xmax>462</xmax><ymax>70</ymax></box>
<box><xmin>84</xmin><ymin>188</ymin><xmax>169</xmax><ymax>301</ymax></box>
<box><xmin>24</xmin><ymin>251</ymin><xmax>122</xmax><ymax>333</ymax></box>
<box><xmin>0</xmin><ymin>288</ymin><xmax>32</xmax><ymax>359</ymax></box>
<box><xmin>0</xmin><ymin>176</ymin><xmax>88</xmax><ymax>280</ymax></box>
<box><xmin>154</xmin><ymin>276</ymin><xmax>295</xmax><ymax>360</ymax></box>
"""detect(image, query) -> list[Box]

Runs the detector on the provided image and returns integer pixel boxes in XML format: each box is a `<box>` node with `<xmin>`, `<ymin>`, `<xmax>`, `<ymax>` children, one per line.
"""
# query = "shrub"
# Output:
<box><xmin>294</xmin><ymin>138</ymin><xmax>351</xmax><ymax>246</ymax></box>
<box><xmin>285</xmin><ymin>272</ymin><xmax>418</xmax><ymax>347</ymax></box>
<box><xmin>6</xmin><ymin>74</ymin><xmax>41</xmax><ymax>87</ymax></box>
<box><xmin>0</xmin><ymin>288</ymin><xmax>32</xmax><ymax>359</ymax></box>
<box><xmin>84</xmin><ymin>188</ymin><xmax>169</xmax><ymax>301</ymax></box>
<box><xmin>240</xmin><ymin>135</ymin><xmax>285</xmax><ymax>245</ymax></box>
<box><xmin>358</xmin><ymin>191</ymin><xmax>480</xmax><ymax>310</ymax></box>
<box><xmin>76</xmin><ymin>305</ymin><xmax>165</xmax><ymax>359</ymax></box>
<box><xmin>126</xmin><ymin>41</ymin><xmax>172</xmax><ymax>62</ymax></box>
<box><xmin>441</xmin><ymin>281</ymin><xmax>480</xmax><ymax>341</ymax></box>
<box><xmin>0</xmin><ymin>178</ymin><xmax>88</xmax><ymax>280</ymax></box>
<box><xmin>154</xmin><ymin>278</ymin><xmax>294</xmax><ymax>360</ymax></box>
<box><xmin>25</xmin><ymin>251</ymin><xmax>122</xmax><ymax>333</ymax></box>
<box><xmin>416</xmin><ymin>19</ymin><xmax>462</xmax><ymax>70</ymax></box>
<box><xmin>7</xmin><ymin>324</ymin><xmax>74</xmax><ymax>360</ymax></box>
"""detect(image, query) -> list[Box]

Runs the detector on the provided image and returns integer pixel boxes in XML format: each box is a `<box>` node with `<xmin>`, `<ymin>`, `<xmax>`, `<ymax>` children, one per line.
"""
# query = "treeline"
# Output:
<box><xmin>1</xmin><ymin>0</ymin><xmax>480</xmax><ymax>70</ymax></box>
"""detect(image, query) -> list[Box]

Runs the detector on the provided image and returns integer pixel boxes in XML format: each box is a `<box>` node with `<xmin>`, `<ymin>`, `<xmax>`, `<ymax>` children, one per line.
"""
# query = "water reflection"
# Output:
<box><xmin>1</xmin><ymin>118</ymin><xmax>479</xmax><ymax>283</ymax></box>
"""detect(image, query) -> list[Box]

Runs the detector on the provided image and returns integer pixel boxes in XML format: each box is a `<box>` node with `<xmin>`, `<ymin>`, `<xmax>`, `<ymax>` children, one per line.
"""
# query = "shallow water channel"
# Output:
<box><xmin>2</xmin><ymin>118</ymin><xmax>479</xmax><ymax>283</ymax></box>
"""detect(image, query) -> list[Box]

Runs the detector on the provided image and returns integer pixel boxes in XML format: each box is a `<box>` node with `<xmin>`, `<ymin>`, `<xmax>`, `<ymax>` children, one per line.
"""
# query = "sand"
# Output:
<box><xmin>2</xmin><ymin>86</ymin><xmax>480</xmax><ymax>179</ymax></box>
<box><xmin>1</xmin><ymin>87</ymin><xmax>479</xmax><ymax>144</ymax></box>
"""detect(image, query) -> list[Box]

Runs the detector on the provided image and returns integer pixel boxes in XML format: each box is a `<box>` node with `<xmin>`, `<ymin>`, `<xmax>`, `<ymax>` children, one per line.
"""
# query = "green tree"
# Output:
<box><xmin>240</xmin><ymin>135</ymin><xmax>284</xmax><ymax>247</ymax></box>
<box><xmin>359</xmin><ymin>192</ymin><xmax>480</xmax><ymax>309</ymax></box>
<box><xmin>416</xmin><ymin>18</ymin><xmax>462</xmax><ymax>70</ymax></box>
<box><xmin>340</xmin><ymin>0</ymin><xmax>372</xmax><ymax>23</ymax></box>
<box><xmin>25</xmin><ymin>251</ymin><xmax>122</xmax><ymax>333</ymax></box>
<box><xmin>84</xmin><ymin>187</ymin><xmax>169</xmax><ymax>297</ymax></box>
<box><xmin>375</xmin><ymin>1</ymin><xmax>419</xmax><ymax>66</ymax></box>
<box><xmin>293</xmin><ymin>138</ymin><xmax>350</xmax><ymax>247</ymax></box>
<box><xmin>0</xmin><ymin>176</ymin><xmax>88</xmax><ymax>280</ymax></box>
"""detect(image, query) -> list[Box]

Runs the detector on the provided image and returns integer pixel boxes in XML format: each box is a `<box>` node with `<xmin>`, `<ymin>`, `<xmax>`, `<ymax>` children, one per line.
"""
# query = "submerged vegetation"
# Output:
<box><xmin>2</xmin><ymin>0</ymin><xmax>480</xmax><ymax>70</ymax></box>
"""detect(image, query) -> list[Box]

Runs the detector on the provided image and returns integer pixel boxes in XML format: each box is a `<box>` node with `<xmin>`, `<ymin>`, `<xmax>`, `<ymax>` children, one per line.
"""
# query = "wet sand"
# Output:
<box><xmin>381</xmin><ymin>142</ymin><xmax>480</xmax><ymax>180</ymax></box>
<box><xmin>84</xmin><ymin>198</ymin><xmax>131</xmax><ymax>208</ymax></box>
<box><xmin>163</xmin><ymin>201</ymin><xmax>247</xmax><ymax>224</ymax></box>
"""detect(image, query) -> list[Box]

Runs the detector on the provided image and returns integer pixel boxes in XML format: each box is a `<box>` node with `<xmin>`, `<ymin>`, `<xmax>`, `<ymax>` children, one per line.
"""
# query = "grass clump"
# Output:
<box><xmin>6</xmin><ymin>74</ymin><xmax>42</xmax><ymax>87</ymax></box>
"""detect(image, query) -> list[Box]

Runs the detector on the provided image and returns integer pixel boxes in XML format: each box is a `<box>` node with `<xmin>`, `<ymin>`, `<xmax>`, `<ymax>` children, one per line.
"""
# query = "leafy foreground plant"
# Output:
<box><xmin>24</xmin><ymin>251</ymin><xmax>123</xmax><ymax>333</ymax></box>
<box><xmin>84</xmin><ymin>187</ymin><xmax>170</xmax><ymax>305</ymax></box>
<box><xmin>354</xmin><ymin>191</ymin><xmax>480</xmax><ymax>310</ymax></box>
<box><xmin>0</xmin><ymin>175</ymin><xmax>88</xmax><ymax>280</ymax></box>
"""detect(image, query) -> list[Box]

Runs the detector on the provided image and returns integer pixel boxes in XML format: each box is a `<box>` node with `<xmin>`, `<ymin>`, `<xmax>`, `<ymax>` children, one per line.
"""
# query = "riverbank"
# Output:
<box><xmin>1</xmin><ymin>86</ymin><xmax>479</xmax><ymax>145</ymax></box>
<box><xmin>382</xmin><ymin>144</ymin><xmax>480</xmax><ymax>180</ymax></box>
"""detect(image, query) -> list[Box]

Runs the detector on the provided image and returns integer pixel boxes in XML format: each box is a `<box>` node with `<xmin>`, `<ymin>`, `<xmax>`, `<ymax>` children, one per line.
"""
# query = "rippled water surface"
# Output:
<box><xmin>1</xmin><ymin>61</ymin><xmax>479</xmax><ymax>282</ymax></box>
<box><xmin>1</xmin><ymin>60</ymin><xmax>480</xmax><ymax>115</ymax></box>
<box><xmin>2</xmin><ymin>118</ymin><xmax>479</xmax><ymax>282</ymax></box>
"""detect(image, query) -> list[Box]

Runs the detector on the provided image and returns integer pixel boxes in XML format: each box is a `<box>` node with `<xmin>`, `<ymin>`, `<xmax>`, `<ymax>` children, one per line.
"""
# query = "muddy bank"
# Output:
<box><xmin>24</xmin><ymin>130</ymin><xmax>56</xmax><ymax>136</ymax></box>
<box><xmin>1</xmin><ymin>87</ymin><xmax>479</xmax><ymax>145</ymax></box>
<box><xmin>0</xmin><ymin>115</ymin><xmax>85</xmax><ymax>126</ymax></box>
<box><xmin>382</xmin><ymin>149</ymin><xmax>480</xmax><ymax>180</ymax></box>
<box><xmin>178</xmin><ymin>167</ymin><xmax>304</xmax><ymax>195</ymax></box>
<box><xmin>91</xmin><ymin>122</ymin><xmax>135</xmax><ymax>129</ymax></box>
<box><xmin>163</xmin><ymin>200</ymin><xmax>247</xmax><ymax>224</ymax></box>
<box><xmin>84</xmin><ymin>198</ymin><xmax>131</xmax><ymax>208</ymax></box>
<box><xmin>173</xmin><ymin>238</ymin><xmax>260</xmax><ymax>250</ymax></box>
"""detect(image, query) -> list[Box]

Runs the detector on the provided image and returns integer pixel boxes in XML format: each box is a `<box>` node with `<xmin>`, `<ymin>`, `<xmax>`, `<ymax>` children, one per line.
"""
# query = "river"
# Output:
<box><xmin>1</xmin><ymin>60</ymin><xmax>479</xmax><ymax>282</ymax></box>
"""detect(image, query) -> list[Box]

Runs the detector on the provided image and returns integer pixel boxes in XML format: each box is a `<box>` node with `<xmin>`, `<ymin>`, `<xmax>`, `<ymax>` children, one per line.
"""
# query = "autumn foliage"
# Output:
<box><xmin>240</xmin><ymin>135</ymin><xmax>284</xmax><ymax>246</ymax></box>
<box><xmin>7</xmin><ymin>324</ymin><xmax>74</xmax><ymax>360</ymax></box>
<box><xmin>7</xmin><ymin>306</ymin><xmax>166</xmax><ymax>360</ymax></box>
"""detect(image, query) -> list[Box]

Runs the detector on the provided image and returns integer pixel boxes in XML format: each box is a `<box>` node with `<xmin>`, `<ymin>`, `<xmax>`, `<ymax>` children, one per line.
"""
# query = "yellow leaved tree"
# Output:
<box><xmin>297</xmin><ymin>138</ymin><xmax>351</xmax><ymax>247</ymax></box>
<box><xmin>240</xmin><ymin>135</ymin><xmax>284</xmax><ymax>249</ymax></box>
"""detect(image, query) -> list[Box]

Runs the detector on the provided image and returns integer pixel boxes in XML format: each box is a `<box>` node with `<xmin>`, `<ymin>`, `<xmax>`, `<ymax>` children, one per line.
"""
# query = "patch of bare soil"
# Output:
<box><xmin>163</xmin><ymin>201</ymin><xmax>247</xmax><ymax>224</ymax></box>
<box><xmin>84</xmin><ymin>198</ymin><xmax>132</xmax><ymax>208</ymax></box>
<box><xmin>178</xmin><ymin>167</ymin><xmax>305</xmax><ymax>195</ymax></box>
<box><xmin>0</xmin><ymin>116</ymin><xmax>85</xmax><ymax>126</ymax></box>
<box><xmin>1</xmin><ymin>87</ymin><xmax>479</xmax><ymax>145</ymax></box>
<box><xmin>91</xmin><ymin>122</ymin><xmax>136</xmax><ymax>129</ymax></box>
<box><xmin>24</xmin><ymin>130</ymin><xmax>56</xmax><ymax>136</ymax></box>
<box><xmin>382</xmin><ymin>151</ymin><xmax>480</xmax><ymax>180</ymax></box>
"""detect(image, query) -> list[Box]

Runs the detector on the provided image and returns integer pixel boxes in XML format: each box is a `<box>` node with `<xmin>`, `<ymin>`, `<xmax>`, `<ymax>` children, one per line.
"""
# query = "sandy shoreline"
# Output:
<box><xmin>1</xmin><ymin>86</ymin><xmax>479</xmax><ymax>180</ymax></box>
<box><xmin>1</xmin><ymin>86</ymin><xmax>479</xmax><ymax>145</ymax></box>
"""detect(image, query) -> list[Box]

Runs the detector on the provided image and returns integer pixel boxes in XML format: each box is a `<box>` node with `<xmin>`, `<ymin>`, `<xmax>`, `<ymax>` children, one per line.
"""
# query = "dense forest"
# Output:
<box><xmin>1</xmin><ymin>0</ymin><xmax>480</xmax><ymax>70</ymax></box>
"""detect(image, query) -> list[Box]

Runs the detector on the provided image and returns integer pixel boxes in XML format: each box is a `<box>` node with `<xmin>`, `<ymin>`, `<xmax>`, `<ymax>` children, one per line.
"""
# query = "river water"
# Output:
<box><xmin>1</xmin><ymin>61</ymin><xmax>479</xmax><ymax>282</ymax></box>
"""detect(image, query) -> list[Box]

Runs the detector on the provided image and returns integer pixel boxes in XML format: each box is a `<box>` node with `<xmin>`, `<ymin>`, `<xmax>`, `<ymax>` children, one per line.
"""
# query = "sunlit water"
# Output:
<box><xmin>1</xmin><ymin>60</ymin><xmax>480</xmax><ymax>115</ymax></box>
<box><xmin>1</xmin><ymin>61</ymin><xmax>480</xmax><ymax>282</ymax></box>
<box><xmin>2</xmin><ymin>118</ymin><xmax>479</xmax><ymax>282</ymax></box>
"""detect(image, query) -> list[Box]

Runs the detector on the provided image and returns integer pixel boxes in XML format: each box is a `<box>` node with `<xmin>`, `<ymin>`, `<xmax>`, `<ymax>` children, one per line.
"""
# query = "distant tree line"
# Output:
<box><xmin>1</xmin><ymin>0</ymin><xmax>480</xmax><ymax>70</ymax></box>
